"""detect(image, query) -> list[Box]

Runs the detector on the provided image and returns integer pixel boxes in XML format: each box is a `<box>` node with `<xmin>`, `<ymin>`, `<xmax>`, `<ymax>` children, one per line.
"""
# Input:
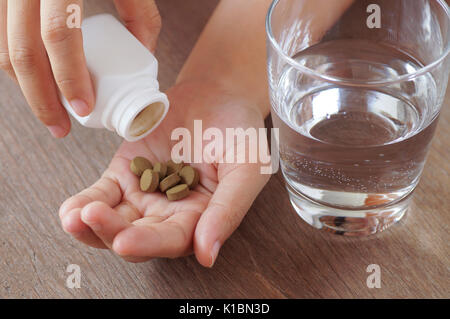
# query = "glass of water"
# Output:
<box><xmin>266</xmin><ymin>0</ymin><xmax>450</xmax><ymax>235</ymax></box>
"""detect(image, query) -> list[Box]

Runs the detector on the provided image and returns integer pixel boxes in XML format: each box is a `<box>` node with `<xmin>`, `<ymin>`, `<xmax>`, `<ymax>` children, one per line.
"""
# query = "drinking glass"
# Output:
<box><xmin>266</xmin><ymin>0</ymin><xmax>450</xmax><ymax>235</ymax></box>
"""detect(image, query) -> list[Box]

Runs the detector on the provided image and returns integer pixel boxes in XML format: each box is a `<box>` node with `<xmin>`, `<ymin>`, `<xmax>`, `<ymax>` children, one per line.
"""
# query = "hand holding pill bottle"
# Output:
<box><xmin>0</xmin><ymin>0</ymin><xmax>162</xmax><ymax>138</ymax></box>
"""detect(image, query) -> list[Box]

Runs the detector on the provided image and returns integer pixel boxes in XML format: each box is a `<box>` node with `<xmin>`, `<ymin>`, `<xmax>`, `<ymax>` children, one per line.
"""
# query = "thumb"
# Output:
<box><xmin>194</xmin><ymin>163</ymin><xmax>270</xmax><ymax>267</ymax></box>
<box><xmin>113</xmin><ymin>0</ymin><xmax>161</xmax><ymax>52</ymax></box>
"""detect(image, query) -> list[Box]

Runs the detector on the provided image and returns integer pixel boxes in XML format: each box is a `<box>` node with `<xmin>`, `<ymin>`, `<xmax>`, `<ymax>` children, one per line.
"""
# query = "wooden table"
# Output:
<box><xmin>0</xmin><ymin>0</ymin><xmax>448</xmax><ymax>299</ymax></box>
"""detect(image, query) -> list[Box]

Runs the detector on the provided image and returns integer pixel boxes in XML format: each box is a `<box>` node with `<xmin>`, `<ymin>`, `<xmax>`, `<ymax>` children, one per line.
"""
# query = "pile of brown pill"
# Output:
<box><xmin>130</xmin><ymin>157</ymin><xmax>199</xmax><ymax>201</ymax></box>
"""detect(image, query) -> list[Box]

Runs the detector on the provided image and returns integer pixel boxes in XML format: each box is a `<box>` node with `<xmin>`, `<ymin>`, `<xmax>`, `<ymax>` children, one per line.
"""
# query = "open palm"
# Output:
<box><xmin>59</xmin><ymin>82</ymin><xmax>269</xmax><ymax>267</ymax></box>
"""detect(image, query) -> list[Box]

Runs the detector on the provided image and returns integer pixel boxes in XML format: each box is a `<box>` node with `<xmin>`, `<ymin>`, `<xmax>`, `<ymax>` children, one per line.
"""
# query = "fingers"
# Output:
<box><xmin>80</xmin><ymin>202</ymin><xmax>132</xmax><ymax>248</ymax></box>
<box><xmin>113</xmin><ymin>210</ymin><xmax>201</xmax><ymax>259</ymax></box>
<box><xmin>61</xmin><ymin>208</ymin><xmax>108</xmax><ymax>249</ymax></box>
<box><xmin>59</xmin><ymin>175</ymin><xmax>123</xmax><ymax>244</ymax></box>
<box><xmin>113</xmin><ymin>0</ymin><xmax>161</xmax><ymax>52</ymax></box>
<box><xmin>59</xmin><ymin>175</ymin><xmax>123</xmax><ymax>220</ymax></box>
<box><xmin>0</xmin><ymin>0</ymin><xmax>14</xmax><ymax>79</ymax></box>
<box><xmin>7</xmin><ymin>0</ymin><xmax>71</xmax><ymax>137</ymax></box>
<box><xmin>194</xmin><ymin>163</ymin><xmax>270</xmax><ymax>267</ymax></box>
<box><xmin>41</xmin><ymin>0</ymin><xmax>94</xmax><ymax>116</ymax></box>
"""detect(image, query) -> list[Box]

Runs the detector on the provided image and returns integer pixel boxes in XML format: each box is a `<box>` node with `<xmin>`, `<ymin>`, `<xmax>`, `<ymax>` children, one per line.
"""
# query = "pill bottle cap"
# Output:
<box><xmin>111</xmin><ymin>87</ymin><xmax>169</xmax><ymax>142</ymax></box>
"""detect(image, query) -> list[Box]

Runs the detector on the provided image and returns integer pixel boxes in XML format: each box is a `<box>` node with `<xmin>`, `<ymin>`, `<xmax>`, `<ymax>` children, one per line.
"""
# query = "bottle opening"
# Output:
<box><xmin>129</xmin><ymin>102</ymin><xmax>165</xmax><ymax>137</ymax></box>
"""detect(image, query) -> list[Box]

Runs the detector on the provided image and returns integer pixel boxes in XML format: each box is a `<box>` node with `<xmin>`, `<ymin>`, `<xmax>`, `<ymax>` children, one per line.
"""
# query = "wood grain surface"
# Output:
<box><xmin>0</xmin><ymin>0</ymin><xmax>448</xmax><ymax>299</ymax></box>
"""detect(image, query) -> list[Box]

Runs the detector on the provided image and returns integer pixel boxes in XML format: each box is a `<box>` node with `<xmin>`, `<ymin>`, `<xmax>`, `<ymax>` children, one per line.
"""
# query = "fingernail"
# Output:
<box><xmin>47</xmin><ymin>125</ymin><xmax>66</xmax><ymax>138</ymax></box>
<box><xmin>70</xmin><ymin>99</ymin><xmax>90</xmax><ymax>116</ymax></box>
<box><xmin>209</xmin><ymin>241</ymin><xmax>221</xmax><ymax>268</ymax></box>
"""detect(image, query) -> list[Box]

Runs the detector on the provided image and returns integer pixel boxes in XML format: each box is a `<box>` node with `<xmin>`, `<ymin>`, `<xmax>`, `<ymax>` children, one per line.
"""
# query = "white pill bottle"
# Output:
<box><xmin>61</xmin><ymin>14</ymin><xmax>169</xmax><ymax>142</ymax></box>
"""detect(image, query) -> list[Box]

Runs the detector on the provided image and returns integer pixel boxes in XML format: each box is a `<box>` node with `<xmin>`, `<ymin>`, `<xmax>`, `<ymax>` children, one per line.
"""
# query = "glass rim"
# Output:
<box><xmin>265</xmin><ymin>0</ymin><xmax>450</xmax><ymax>86</ymax></box>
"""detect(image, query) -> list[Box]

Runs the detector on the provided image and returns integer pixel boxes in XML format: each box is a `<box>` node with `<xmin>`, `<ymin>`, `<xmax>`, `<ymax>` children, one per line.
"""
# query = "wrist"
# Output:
<box><xmin>165</xmin><ymin>79</ymin><xmax>268</xmax><ymax>134</ymax></box>
<box><xmin>175</xmin><ymin>76</ymin><xmax>270</xmax><ymax>119</ymax></box>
